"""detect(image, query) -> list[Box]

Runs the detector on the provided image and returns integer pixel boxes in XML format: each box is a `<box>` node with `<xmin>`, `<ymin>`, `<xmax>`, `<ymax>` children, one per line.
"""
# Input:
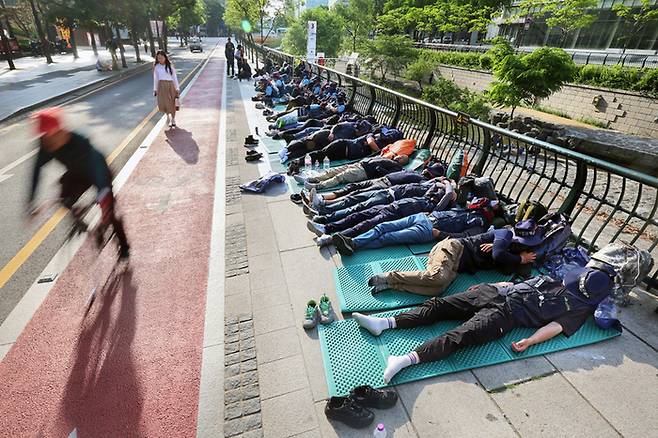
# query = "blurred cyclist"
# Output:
<box><xmin>27</xmin><ymin>107</ymin><xmax>130</xmax><ymax>259</ymax></box>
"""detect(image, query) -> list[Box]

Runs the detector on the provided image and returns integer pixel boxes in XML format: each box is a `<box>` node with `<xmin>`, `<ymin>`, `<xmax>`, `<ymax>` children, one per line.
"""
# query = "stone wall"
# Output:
<box><xmin>436</xmin><ymin>65</ymin><xmax>658</xmax><ymax>139</ymax></box>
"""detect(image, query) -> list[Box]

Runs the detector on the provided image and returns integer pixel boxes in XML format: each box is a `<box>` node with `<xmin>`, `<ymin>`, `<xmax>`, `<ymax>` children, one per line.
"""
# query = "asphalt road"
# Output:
<box><xmin>0</xmin><ymin>39</ymin><xmax>219</xmax><ymax>324</ymax></box>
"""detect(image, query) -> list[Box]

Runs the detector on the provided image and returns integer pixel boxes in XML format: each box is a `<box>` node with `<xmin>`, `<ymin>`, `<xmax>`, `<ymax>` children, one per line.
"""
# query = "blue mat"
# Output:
<box><xmin>339</xmin><ymin>246</ymin><xmax>414</xmax><ymax>267</ymax></box>
<box><xmin>261</xmin><ymin>137</ymin><xmax>286</xmax><ymax>154</ymax></box>
<box><xmin>318</xmin><ymin>313</ymin><xmax>620</xmax><ymax>396</ymax></box>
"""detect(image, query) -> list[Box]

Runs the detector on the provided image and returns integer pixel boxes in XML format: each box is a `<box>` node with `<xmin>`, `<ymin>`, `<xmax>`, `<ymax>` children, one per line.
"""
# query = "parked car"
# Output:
<box><xmin>441</xmin><ymin>35</ymin><xmax>453</xmax><ymax>44</ymax></box>
<box><xmin>189</xmin><ymin>37</ymin><xmax>203</xmax><ymax>52</ymax></box>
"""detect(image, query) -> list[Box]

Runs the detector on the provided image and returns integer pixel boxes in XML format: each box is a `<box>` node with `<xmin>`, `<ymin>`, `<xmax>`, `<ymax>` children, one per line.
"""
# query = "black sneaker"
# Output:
<box><xmin>349</xmin><ymin>385</ymin><xmax>398</xmax><ymax>409</ymax></box>
<box><xmin>245</xmin><ymin>135</ymin><xmax>259</xmax><ymax>145</ymax></box>
<box><xmin>245</xmin><ymin>152</ymin><xmax>263</xmax><ymax>162</ymax></box>
<box><xmin>312</xmin><ymin>215</ymin><xmax>328</xmax><ymax>225</ymax></box>
<box><xmin>324</xmin><ymin>396</ymin><xmax>374</xmax><ymax>429</ymax></box>
<box><xmin>332</xmin><ymin>233</ymin><xmax>355</xmax><ymax>256</ymax></box>
<box><xmin>119</xmin><ymin>246</ymin><xmax>131</xmax><ymax>260</ymax></box>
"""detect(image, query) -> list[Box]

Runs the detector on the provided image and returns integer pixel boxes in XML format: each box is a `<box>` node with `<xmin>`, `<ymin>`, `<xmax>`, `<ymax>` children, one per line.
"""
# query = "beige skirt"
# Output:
<box><xmin>157</xmin><ymin>80</ymin><xmax>177</xmax><ymax>114</ymax></box>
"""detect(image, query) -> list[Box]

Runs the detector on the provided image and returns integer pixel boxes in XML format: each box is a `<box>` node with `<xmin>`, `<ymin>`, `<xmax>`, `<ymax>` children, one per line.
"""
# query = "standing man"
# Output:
<box><xmin>235</xmin><ymin>44</ymin><xmax>243</xmax><ymax>78</ymax></box>
<box><xmin>225</xmin><ymin>37</ymin><xmax>235</xmax><ymax>77</ymax></box>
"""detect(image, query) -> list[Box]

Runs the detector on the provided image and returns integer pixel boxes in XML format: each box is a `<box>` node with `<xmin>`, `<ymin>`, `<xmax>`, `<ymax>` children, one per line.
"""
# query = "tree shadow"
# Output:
<box><xmin>165</xmin><ymin>127</ymin><xmax>199</xmax><ymax>164</ymax></box>
<box><xmin>55</xmin><ymin>267</ymin><xmax>144</xmax><ymax>436</ymax></box>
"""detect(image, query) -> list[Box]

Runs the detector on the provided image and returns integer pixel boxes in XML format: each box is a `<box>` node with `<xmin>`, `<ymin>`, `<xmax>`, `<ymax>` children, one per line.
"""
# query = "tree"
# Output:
<box><xmin>423</xmin><ymin>76</ymin><xmax>491</xmax><ymax>121</ymax></box>
<box><xmin>515</xmin><ymin>0</ymin><xmax>597</xmax><ymax>47</ymax></box>
<box><xmin>333</xmin><ymin>0</ymin><xmax>374</xmax><ymax>52</ymax></box>
<box><xmin>168</xmin><ymin>0</ymin><xmax>206</xmax><ymax>45</ymax></box>
<box><xmin>361</xmin><ymin>34</ymin><xmax>415</xmax><ymax>81</ymax></box>
<box><xmin>204</xmin><ymin>0</ymin><xmax>225</xmax><ymax>36</ymax></box>
<box><xmin>404</xmin><ymin>57</ymin><xmax>434</xmax><ymax>92</ymax></box>
<box><xmin>224</xmin><ymin>0</ymin><xmax>277</xmax><ymax>44</ymax></box>
<box><xmin>281</xmin><ymin>7</ymin><xmax>344</xmax><ymax>58</ymax></box>
<box><xmin>28</xmin><ymin>0</ymin><xmax>52</xmax><ymax>63</ymax></box>
<box><xmin>612</xmin><ymin>0</ymin><xmax>658</xmax><ymax>51</ymax></box>
<box><xmin>486</xmin><ymin>47</ymin><xmax>576</xmax><ymax>117</ymax></box>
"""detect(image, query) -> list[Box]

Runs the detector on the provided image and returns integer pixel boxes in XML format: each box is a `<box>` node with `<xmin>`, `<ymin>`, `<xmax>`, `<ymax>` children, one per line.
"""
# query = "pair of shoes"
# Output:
<box><xmin>302</xmin><ymin>202</ymin><xmax>318</xmax><ymax>217</ymax></box>
<box><xmin>287</xmin><ymin>160</ymin><xmax>300</xmax><ymax>176</ymax></box>
<box><xmin>251</xmin><ymin>96</ymin><xmax>259</xmax><ymax>102</ymax></box>
<box><xmin>245</xmin><ymin>135</ymin><xmax>259</xmax><ymax>145</ymax></box>
<box><xmin>324</xmin><ymin>386</ymin><xmax>397</xmax><ymax>428</ymax></box>
<box><xmin>316</xmin><ymin>234</ymin><xmax>332</xmax><ymax>247</ymax></box>
<box><xmin>302</xmin><ymin>294</ymin><xmax>333</xmax><ymax>329</ymax></box>
<box><xmin>332</xmin><ymin>233</ymin><xmax>355</xmax><ymax>256</ymax></box>
<box><xmin>306</xmin><ymin>220</ymin><xmax>325</xmax><ymax>237</ymax></box>
<box><xmin>255</xmin><ymin>103</ymin><xmax>265</xmax><ymax>109</ymax></box>
<box><xmin>262</xmin><ymin>109</ymin><xmax>273</xmax><ymax>116</ymax></box>
<box><xmin>118</xmin><ymin>245</ymin><xmax>131</xmax><ymax>260</ymax></box>
<box><xmin>290</xmin><ymin>193</ymin><xmax>303</xmax><ymax>205</ymax></box>
<box><xmin>245</xmin><ymin>151</ymin><xmax>263</xmax><ymax>161</ymax></box>
<box><xmin>368</xmin><ymin>274</ymin><xmax>389</xmax><ymax>295</ymax></box>
<box><xmin>312</xmin><ymin>215</ymin><xmax>328</xmax><ymax>224</ymax></box>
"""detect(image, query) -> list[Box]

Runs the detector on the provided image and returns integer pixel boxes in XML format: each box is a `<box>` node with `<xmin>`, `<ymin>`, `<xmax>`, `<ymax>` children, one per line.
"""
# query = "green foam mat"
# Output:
<box><xmin>318</xmin><ymin>313</ymin><xmax>620</xmax><ymax>396</ymax></box>
<box><xmin>269</xmin><ymin>154</ymin><xmax>288</xmax><ymax>173</ymax></box>
<box><xmin>334</xmin><ymin>256</ymin><xmax>509</xmax><ymax>312</ymax></box>
<box><xmin>274</xmin><ymin>104</ymin><xmax>288</xmax><ymax>112</ymax></box>
<box><xmin>261</xmin><ymin>137</ymin><xmax>286</xmax><ymax>154</ymax></box>
<box><xmin>339</xmin><ymin>245</ymin><xmax>414</xmax><ymax>266</ymax></box>
<box><xmin>405</xmin><ymin>149</ymin><xmax>430</xmax><ymax>171</ymax></box>
<box><xmin>408</xmin><ymin>241</ymin><xmax>435</xmax><ymax>254</ymax></box>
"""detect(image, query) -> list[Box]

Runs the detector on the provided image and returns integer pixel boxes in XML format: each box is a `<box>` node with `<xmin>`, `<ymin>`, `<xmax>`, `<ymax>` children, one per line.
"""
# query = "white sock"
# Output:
<box><xmin>171</xmin><ymin>116</ymin><xmax>176</xmax><ymax>124</ymax></box>
<box><xmin>384</xmin><ymin>352</ymin><xmax>419</xmax><ymax>383</ymax></box>
<box><xmin>353</xmin><ymin>313</ymin><xmax>395</xmax><ymax>336</ymax></box>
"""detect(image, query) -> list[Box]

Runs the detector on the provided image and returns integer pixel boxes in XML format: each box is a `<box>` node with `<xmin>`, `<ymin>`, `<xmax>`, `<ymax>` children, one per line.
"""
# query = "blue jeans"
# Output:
<box><xmin>352</xmin><ymin>213</ymin><xmax>434</xmax><ymax>249</ymax></box>
<box><xmin>321</xmin><ymin>189</ymin><xmax>391</xmax><ymax>218</ymax></box>
<box><xmin>292</xmin><ymin>127</ymin><xmax>322</xmax><ymax>140</ymax></box>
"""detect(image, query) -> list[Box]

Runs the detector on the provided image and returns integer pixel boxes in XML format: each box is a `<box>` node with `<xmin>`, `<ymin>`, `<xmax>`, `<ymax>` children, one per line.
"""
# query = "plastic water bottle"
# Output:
<box><xmin>373</xmin><ymin>423</ymin><xmax>386</xmax><ymax>438</ymax></box>
<box><xmin>304</xmin><ymin>154</ymin><xmax>312</xmax><ymax>171</ymax></box>
<box><xmin>323</xmin><ymin>156</ymin><xmax>330</xmax><ymax>170</ymax></box>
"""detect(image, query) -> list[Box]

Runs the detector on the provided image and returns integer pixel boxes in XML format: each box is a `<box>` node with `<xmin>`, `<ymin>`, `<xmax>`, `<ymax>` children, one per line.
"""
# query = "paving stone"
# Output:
<box><xmin>261</xmin><ymin>388</ymin><xmax>317</xmax><ymax>438</ymax></box>
<box><xmin>226</xmin><ymin>364</ymin><xmax>241</xmax><ymax>378</ymax></box>
<box><xmin>225</xmin><ymin>402</ymin><xmax>243</xmax><ymax>420</ymax></box>
<box><xmin>243</xmin><ymin>384</ymin><xmax>260</xmax><ymax>400</ymax></box>
<box><xmin>258</xmin><ymin>355</ymin><xmax>308</xmax><ymax>400</ymax></box>
<box><xmin>225</xmin><ymin>334</ymin><xmax>240</xmax><ymax>344</ymax></box>
<box><xmin>396</xmin><ymin>372</ymin><xmax>517</xmax><ymax>438</ymax></box>
<box><xmin>255</xmin><ymin>327</ymin><xmax>302</xmax><ymax>364</ymax></box>
<box><xmin>248</xmin><ymin>252</ymin><xmax>287</xmax><ymax>290</ymax></box>
<box><xmin>225</xmin><ymin>375</ymin><xmax>242</xmax><ymax>391</ymax></box>
<box><xmin>225</xmin><ymin>274</ymin><xmax>251</xmax><ymax>297</ymax></box>
<box><xmin>472</xmin><ymin>356</ymin><xmax>556</xmax><ymax>392</ymax></box>
<box><xmin>226</xmin><ymin>293</ymin><xmax>253</xmax><ymax>318</ymax></box>
<box><xmin>243</xmin><ymin>412</ymin><xmax>262</xmax><ymax>431</ymax></box>
<box><xmin>225</xmin><ymin>342</ymin><xmax>240</xmax><ymax>355</ymax></box>
<box><xmin>225</xmin><ymin>353</ymin><xmax>241</xmax><ymax>366</ymax></box>
<box><xmin>241</xmin><ymin>358</ymin><xmax>258</xmax><ymax>372</ymax></box>
<box><xmin>241</xmin><ymin>337</ymin><xmax>256</xmax><ymax>350</ymax></box>
<box><xmin>268</xmin><ymin>201</ymin><xmax>316</xmax><ymax>251</ymax></box>
<box><xmin>242</xmin><ymin>429</ymin><xmax>264</xmax><ymax>438</ymax></box>
<box><xmin>250</xmin><ymin>284</ymin><xmax>291</xmax><ymax>308</ymax></box>
<box><xmin>491</xmin><ymin>373</ymin><xmax>618</xmax><ymax>438</ymax></box>
<box><xmin>242</xmin><ymin>370</ymin><xmax>259</xmax><ymax>386</ymax></box>
<box><xmin>240</xmin><ymin>348</ymin><xmax>257</xmax><ymax>361</ymax></box>
<box><xmin>225</xmin><ymin>389</ymin><xmax>242</xmax><ymax>404</ymax></box>
<box><xmin>244</xmin><ymin>398</ymin><xmax>261</xmax><ymax>415</ymax></box>
<box><xmin>225</xmin><ymin>417</ymin><xmax>249</xmax><ymax>437</ymax></box>
<box><xmin>239</xmin><ymin>314</ymin><xmax>252</xmax><ymax>323</ymax></box>
<box><xmin>253</xmin><ymin>303</ymin><xmax>295</xmax><ymax>335</ymax></box>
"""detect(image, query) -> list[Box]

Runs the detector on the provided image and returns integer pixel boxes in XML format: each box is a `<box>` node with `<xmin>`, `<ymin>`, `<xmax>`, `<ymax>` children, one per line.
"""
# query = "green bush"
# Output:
<box><xmin>634</xmin><ymin>68</ymin><xmax>658</xmax><ymax>96</ymax></box>
<box><xmin>422</xmin><ymin>76</ymin><xmax>491</xmax><ymax>121</ymax></box>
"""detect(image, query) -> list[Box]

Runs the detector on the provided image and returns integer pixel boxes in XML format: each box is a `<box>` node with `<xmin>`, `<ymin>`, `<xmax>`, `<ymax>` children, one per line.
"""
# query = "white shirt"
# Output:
<box><xmin>153</xmin><ymin>63</ymin><xmax>180</xmax><ymax>92</ymax></box>
<box><xmin>234</xmin><ymin>49</ymin><xmax>242</xmax><ymax>60</ymax></box>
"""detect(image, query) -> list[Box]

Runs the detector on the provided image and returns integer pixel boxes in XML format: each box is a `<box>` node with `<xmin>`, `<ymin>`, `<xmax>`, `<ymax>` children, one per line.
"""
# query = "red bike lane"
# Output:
<box><xmin>0</xmin><ymin>53</ymin><xmax>224</xmax><ymax>437</ymax></box>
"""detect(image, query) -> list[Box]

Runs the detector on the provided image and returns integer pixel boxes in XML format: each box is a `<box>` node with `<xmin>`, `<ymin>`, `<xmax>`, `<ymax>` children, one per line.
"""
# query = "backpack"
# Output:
<box><xmin>532</xmin><ymin>212</ymin><xmax>572</xmax><ymax>262</ymax></box>
<box><xmin>587</xmin><ymin>243</ymin><xmax>654</xmax><ymax>304</ymax></box>
<box><xmin>457</xmin><ymin>175</ymin><xmax>497</xmax><ymax>206</ymax></box>
<box><xmin>514</xmin><ymin>200</ymin><xmax>548</xmax><ymax>224</ymax></box>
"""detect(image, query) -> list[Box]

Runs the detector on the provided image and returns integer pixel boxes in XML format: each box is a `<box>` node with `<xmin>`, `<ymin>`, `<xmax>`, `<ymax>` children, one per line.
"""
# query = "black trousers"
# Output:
<box><xmin>394</xmin><ymin>284</ymin><xmax>516</xmax><ymax>363</ymax></box>
<box><xmin>226</xmin><ymin>56</ymin><xmax>235</xmax><ymax>75</ymax></box>
<box><xmin>60</xmin><ymin>172</ymin><xmax>130</xmax><ymax>251</ymax></box>
<box><xmin>308</xmin><ymin>139</ymin><xmax>350</xmax><ymax>164</ymax></box>
<box><xmin>333</xmin><ymin>179</ymin><xmax>390</xmax><ymax>198</ymax></box>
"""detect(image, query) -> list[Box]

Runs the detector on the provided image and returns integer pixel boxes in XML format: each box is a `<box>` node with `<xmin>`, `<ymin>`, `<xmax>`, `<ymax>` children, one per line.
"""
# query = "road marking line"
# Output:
<box><xmin>0</xmin><ymin>174</ymin><xmax>14</xmax><ymax>184</ymax></box>
<box><xmin>0</xmin><ymin>56</ymin><xmax>205</xmax><ymax>290</ymax></box>
<box><xmin>0</xmin><ymin>149</ymin><xmax>38</xmax><ymax>177</ymax></box>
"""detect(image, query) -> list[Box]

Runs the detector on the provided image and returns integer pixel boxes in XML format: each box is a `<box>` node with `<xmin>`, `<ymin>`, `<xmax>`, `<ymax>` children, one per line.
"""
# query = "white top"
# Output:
<box><xmin>153</xmin><ymin>63</ymin><xmax>180</xmax><ymax>92</ymax></box>
<box><xmin>234</xmin><ymin>49</ymin><xmax>242</xmax><ymax>59</ymax></box>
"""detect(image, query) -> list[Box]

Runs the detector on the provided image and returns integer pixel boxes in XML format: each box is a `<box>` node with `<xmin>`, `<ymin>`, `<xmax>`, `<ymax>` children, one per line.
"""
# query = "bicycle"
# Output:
<box><xmin>30</xmin><ymin>197</ymin><xmax>128</xmax><ymax>315</ymax></box>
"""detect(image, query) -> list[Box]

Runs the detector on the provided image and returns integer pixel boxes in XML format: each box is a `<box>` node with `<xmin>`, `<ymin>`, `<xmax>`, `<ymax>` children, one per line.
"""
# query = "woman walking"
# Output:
<box><xmin>153</xmin><ymin>50</ymin><xmax>180</xmax><ymax>128</ymax></box>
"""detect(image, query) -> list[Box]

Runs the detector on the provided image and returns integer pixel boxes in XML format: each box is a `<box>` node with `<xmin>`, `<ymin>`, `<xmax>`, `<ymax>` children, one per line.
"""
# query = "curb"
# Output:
<box><xmin>0</xmin><ymin>61</ymin><xmax>153</xmax><ymax>125</ymax></box>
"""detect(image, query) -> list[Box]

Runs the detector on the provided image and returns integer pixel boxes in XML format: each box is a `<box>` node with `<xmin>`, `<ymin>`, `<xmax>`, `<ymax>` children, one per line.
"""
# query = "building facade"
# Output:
<box><xmin>491</xmin><ymin>0</ymin><xmax>658</xmax><ymax>51</ymax></box>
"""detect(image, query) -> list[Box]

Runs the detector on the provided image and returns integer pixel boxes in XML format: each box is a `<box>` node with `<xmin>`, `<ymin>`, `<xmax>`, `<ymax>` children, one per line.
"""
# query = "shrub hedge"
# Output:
<box><xmin>419</xmin><ymin>49</ymin><xmax>658</xmax><ymax>97</ymax></box>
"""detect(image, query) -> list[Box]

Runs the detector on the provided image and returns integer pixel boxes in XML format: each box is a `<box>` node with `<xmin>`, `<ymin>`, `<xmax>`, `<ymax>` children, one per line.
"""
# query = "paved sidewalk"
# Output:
<box><xmin>0</xmin><ymin>45</ymin><xmax>154</xmax><ymax>122</ymax></box>
<box><xmin>226</xmin><ymin>78</ymin><xmax>658</xmax><ymax>437</ymax></box>
<box><xmin>0</xmin><ymin>49</ymin><xmax>224</xmax><ymax>436</ymax></box>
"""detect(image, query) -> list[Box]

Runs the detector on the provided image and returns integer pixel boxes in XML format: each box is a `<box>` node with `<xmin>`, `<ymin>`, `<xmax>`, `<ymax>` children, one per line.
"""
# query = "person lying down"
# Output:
<box><xmin>353</xmin><ymin>265</ymin><xmax>616</xmax><ymax>383</ymax></box>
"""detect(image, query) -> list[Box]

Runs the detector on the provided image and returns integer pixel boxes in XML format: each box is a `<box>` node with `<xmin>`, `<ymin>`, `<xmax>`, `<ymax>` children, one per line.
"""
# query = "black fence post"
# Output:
<box><xmin>366</xmin><ymin>85</ymin><xmax>376</xmax><ymax>115</ymax></box>
<box><xmin>472</xmin><ymin>129</ymin><xmax>492</xmax><ymax>176</ymax></box>
<box><xmin>347</xmin><ymin>77</ymin><xmax>357</xmax><ymax>111</ymax></box>
<box><xmin>422</xmin><ymin>108</ymin><xmax>437</xmax><ymax>150</ymax></box>
<box><xmin>391</xmin><ymin>95</ymin><xmax>402</xmax><ymax>128</ymax></box>
<box><xmin>559</xmin><ymin>161</ymin><xmax>588</xmax><ymax>215</ymax></box>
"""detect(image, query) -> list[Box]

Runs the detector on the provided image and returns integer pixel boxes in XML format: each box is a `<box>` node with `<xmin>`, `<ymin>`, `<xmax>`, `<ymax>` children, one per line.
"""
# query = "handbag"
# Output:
<box><xmin>175</xmin><ymin>97</ymin><xmax>180</xmax><ymax>111</ymax></box>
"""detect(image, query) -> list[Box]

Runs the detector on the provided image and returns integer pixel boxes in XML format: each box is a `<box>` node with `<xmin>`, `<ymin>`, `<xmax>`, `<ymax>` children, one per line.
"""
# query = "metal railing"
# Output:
<box><xmin>244</xmin><ymin>42</ymin><xmax>658</xmax><ymax>289</ymax></box>
<box><xmin>413</xmin><ymin>42</ymin><xmax>658</xmax><ymax>69</ymax></box>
